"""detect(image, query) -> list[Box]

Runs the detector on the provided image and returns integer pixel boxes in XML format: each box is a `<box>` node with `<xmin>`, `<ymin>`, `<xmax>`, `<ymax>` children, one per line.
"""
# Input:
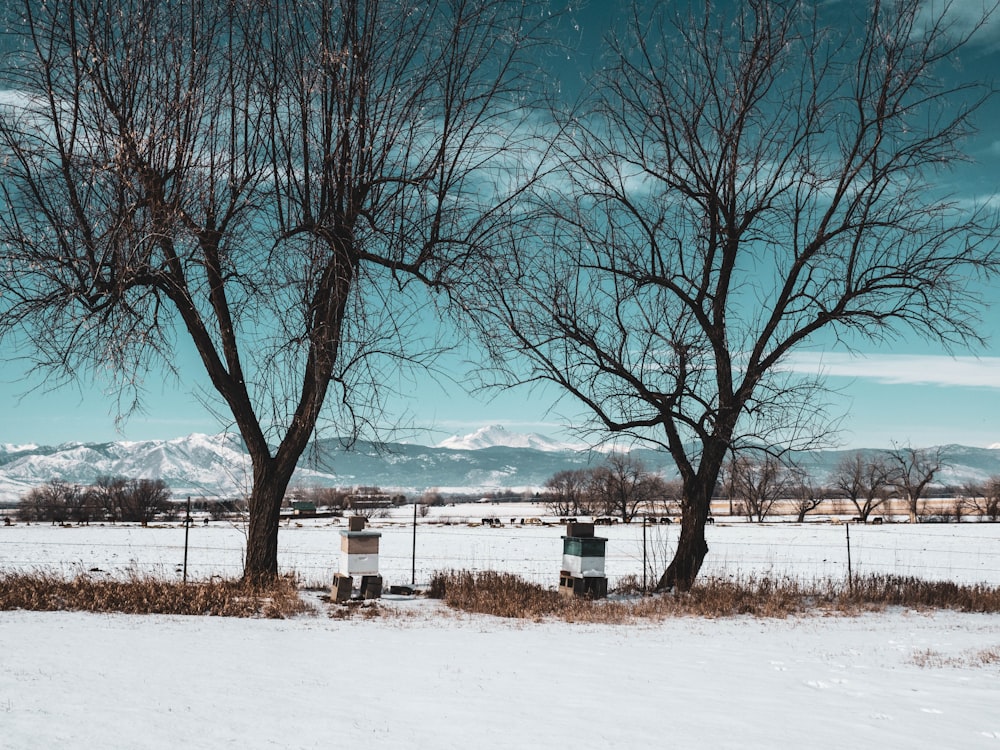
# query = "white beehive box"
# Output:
<box><xmin>561</xmin><ymin>535</ymin><xmax>607</xmax><ymax>578</ymax></box>
<box><xmin>561</xmin><ymin>554</ymin><xmax>606</xmax><ymax>578</ymax></box>
<box><xmin>339</xmin><ymin>529</ymin><xmax>381</xmax><ymax>576</ymax></box>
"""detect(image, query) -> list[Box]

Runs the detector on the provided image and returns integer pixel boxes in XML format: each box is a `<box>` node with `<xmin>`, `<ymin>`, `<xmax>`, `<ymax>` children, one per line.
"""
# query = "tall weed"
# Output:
<box><xmin>427</xmin><ymin>570</ymin><xmax>1000</xmax><ymax>622</ymax></box>
<box><xmin>0</xmin><ymin>571</ymin><xmax>309</xmax><ymax>618</ymax></box>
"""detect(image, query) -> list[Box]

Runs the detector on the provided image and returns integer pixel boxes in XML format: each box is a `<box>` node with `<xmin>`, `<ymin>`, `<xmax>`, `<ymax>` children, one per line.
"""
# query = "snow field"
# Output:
<box><xmin>2</xmin><ymin>607</ymin><xmax>999</xmax><ymax>749</ymax></box>
<box><xmin>2</xmin><ymin>507</ymin><xmax>1000</xmax><ymax>749</ymax></box>
<box><xmin>3</xmin><ymin>507</ymin><xmax>1000</xmax><ymax>588</ymax></box>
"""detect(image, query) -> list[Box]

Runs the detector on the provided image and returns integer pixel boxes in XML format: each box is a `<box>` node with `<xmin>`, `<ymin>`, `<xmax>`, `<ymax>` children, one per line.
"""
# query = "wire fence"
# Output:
<box><xmin>4</xmin><ymin>518</ymin><xmax>1000</xmax><ymax>590</ymax></box>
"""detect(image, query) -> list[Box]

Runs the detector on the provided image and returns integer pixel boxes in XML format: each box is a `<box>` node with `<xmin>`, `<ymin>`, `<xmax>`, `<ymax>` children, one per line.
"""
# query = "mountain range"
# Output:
<box><xmin>2</xmin><ymin>426</ymin><xmax>999</xmax><ymax>502</ymax></box>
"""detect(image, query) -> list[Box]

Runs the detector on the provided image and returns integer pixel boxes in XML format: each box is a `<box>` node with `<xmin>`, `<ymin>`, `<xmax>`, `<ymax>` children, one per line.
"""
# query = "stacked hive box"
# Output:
<box><xmin>559</xmin><ymin>522</ymin><xmax>608</xmax><ymax>599</ymax></box>
<box><xmin>331</xmin><ymin>516</ymin><xmax>382</xmax><ymax>601</ymax></box>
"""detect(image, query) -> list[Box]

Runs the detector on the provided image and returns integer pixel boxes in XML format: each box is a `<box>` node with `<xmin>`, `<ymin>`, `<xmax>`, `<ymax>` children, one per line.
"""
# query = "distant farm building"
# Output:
<box><xmin>345</xmin><ymin>487</ymin><xmax>406</xmax><ymax>512</ymax></box>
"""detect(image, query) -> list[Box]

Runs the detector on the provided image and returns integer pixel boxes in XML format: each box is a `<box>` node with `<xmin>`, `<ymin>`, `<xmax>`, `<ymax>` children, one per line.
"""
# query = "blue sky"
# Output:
<box><xmin>2</xmin><ymin>1</ymin><xmax>1000</xmax><ymax>450</ymax></box>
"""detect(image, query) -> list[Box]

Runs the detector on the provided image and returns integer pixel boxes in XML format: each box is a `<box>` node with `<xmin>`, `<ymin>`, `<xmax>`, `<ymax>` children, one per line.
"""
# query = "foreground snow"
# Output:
<box><xmin>2</xmin><ymin>603</ymin><xmax>999</xmax><ymax>749</ymax></box>
<box><xmin>3</xmin><ymin>516</ymin><xmax>1000</xmax><ymax>748</ymax></box>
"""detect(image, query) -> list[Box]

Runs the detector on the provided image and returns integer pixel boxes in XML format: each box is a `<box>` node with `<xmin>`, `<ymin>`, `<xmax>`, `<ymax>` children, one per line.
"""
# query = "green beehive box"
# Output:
<box><xmin>562</xmin><ymin>536</ymin><xmax>607</xmax><ymax>557</ymax></box>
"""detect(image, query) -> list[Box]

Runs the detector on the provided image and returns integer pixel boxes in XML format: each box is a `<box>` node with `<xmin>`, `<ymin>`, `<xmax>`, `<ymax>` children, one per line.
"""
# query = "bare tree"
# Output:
<box><xmin>0</xmin><ymin>0</ymin><xmax>555</xmax><ymax>581</ymax></box>
<box><xmin>471</xmin><ymin>0</ymin><xmax>999</xmax><ymax>589</ymax></box>
<box><xmin>63</xmin><ymin>483</ymin><xmax>93</xmax><ymax>524</ymax></box>
<box><xmin>948</xmin><ymin>491</ymin><xmax>968</xmax><ymax>523</ymax></box>
<box><xmin>831</xmin><ymin>452</ymin><xmax>894</xmax><ymax>523</ymax></box>
<box><xmin>587</xmin><ymin>453</ymin><xmax>666</xmax><ymax>523</ymax></box>
<box><xmin>420</xmin><ymin>489</ymin><xmax>444</xmax><ymax>508</ymax></box>
<box><xmin>888</xmin><ymin>444</ymin><xmax>943</xmax><ymax>523</ymax></box>
<box><xmin>726</xmin><ymin>454</ymin><xmax>788</xmax><ymax>523</ymax></box>
<box><xmin>544</xmin><ymin>469</ymin><xmax>591</xmax><ymax>516</ymax></box>
<box><xmin>15</xmin><ymin>486</ymin><xmax>46</xmax><ymax>523</ymax></box>
<box><xmin>964</xmin><ymin>477</ymin><xmax>1000</xmax><ymax>521</ymax></box>
<box><xmin>659</xmin><ymin>479</ymin><xmax>684</xmax><ymax>519</ymax></box>
<box><xmin>788</xmin><ymin>468</ymin><xmax>823</xmax><ymax>524</ymax></box>
<box><xmin>86</xmin><ymin>475</ymin><xmax>128</xmax><ymax>523</ymax></box>
<box><xmin>118</xmin><ymin>478</ymin><xmax>172</xmax><ymax>523</ymax></box>
<box><xmin>16</xmin><ymin>479</ymin><xmax>79</xmax><ymax>524</ymax></box>
<box><xmin>986</xmin><ymin>477</ymin><xmax>1000</xmax><ymax>522</ymax></box>
<box><xmin>17</xmin><ymin>475</ymin><xmax>170</xmax><ymax>523</ymax></box>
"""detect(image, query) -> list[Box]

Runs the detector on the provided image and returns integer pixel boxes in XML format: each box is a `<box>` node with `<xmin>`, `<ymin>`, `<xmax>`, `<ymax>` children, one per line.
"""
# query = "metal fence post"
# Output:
<box><xmin>183</xmin><ymin>496</ymin><xmax>192</xmax><ymax>584</ymax></box>
<box><xmin>845</xmin><ymin>522</ymin><xmax>853</xmax><ymax>593</ymax></box>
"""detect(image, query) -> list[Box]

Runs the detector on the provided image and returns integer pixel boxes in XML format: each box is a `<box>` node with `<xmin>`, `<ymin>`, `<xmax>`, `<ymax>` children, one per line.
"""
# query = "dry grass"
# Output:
<box><xmin>842</xmin><ymin>574</ymin><xmax>1000</xmax><ymax>613</ymax></box>
<box><xmin>426</xmin><ymin>570</ymin><xmax>816</xmax><ymax>621</ymax></box>
<box><xmin>910</xmin><ymin>646</ymin><xmax>1000</xmax><ymax>669</ymax></box>
<box><xmin>427</xmin><ymin>571</ymin><xmax>565</xmax><ymax>620</ymax></box>
<box><xmin>427</xmin><ymin>571</ymin><xmax>1000</xmax><ymax>622</ymax></box>
<box><xmin>5</xmin><ymin>568</ymin><xmax>999</xmax><ymax>623</ymax></box>
<box><xmin>0</xmin><ymin>571</ymin><xmax>310</xmax><ymax>618</ymax></box>
<box><xmin>327</xmin><ymin>601</ymin><xmax>383</xmax><ymax>620</ymax></box>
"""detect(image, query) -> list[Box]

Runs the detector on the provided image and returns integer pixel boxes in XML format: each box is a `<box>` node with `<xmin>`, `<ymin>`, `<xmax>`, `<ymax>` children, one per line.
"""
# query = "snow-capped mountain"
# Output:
<box><xmin>0</xmin><ymin>429</ymin><xmax>605</xmax><ymax>502</ymax></box>
<box><xmin>436</xmin><ymin>424</ymin><xmax>580</xmax><ymax>452</ymax></box>
<box><xmin>0</xmin><ymin>433</ymin><xmax>254</xmax><ymax>501</ymax></box>
<box><xmin>2</xmin><ymin>430</ymin><xmax>999</xmax><ymax>503</ymax></box>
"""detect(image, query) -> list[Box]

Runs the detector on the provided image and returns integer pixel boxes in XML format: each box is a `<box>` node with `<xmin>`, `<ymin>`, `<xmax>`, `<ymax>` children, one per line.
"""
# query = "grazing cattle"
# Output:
<box><xmin>706</xmin><ymin>517</ymin><xmax>715</xmax><ymax>525</ymax></box>
<box><xmin>871</xmin><ymin>517</ymin><xmax>884</xmax><ymax>525</ymax></box>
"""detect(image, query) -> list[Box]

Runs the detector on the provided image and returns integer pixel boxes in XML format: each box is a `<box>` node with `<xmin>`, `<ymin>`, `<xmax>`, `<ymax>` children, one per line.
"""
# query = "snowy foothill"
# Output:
<box><xmin>2</xmin><ymin>508</ymin><xmax>1000</xmax><ymax>749</ymax></box>
<box><xmin>4</xmin><ymin>428</ymin><xmax>1000</xmax><ymax>505</ymax></box>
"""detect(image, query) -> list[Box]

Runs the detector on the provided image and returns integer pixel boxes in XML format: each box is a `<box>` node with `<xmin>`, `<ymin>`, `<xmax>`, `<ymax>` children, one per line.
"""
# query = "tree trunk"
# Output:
<box><xmin>656</xmin><ymin>481</ymin><xmax>713</xmax><ymax>592</ymax></box>
<box><xmin>243</xmin><ymin>460</ymin><xmax>295</xmax><ymax>583</ymax></box>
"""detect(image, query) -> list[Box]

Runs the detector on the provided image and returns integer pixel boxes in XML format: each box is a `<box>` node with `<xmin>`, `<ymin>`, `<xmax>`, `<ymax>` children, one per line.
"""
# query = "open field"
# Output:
<box><xmin>3</xmin><ymin>507</ymin><xmax>1000</xmax><ymax>749</ymax></box>
<box><xmin>3</xmin><ymin>502</ymin><xmax>1000</xmax><ymax>588</ymax></box>
<box><xmin>2</xmin><ymin>597</ymin><xmax>1000</xmax><ymax>748</ymax></box>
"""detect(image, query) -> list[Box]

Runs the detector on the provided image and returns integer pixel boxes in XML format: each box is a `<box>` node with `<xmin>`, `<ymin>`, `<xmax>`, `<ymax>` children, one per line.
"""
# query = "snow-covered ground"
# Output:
<box><xmin>3</xmin><ymin>605</ymin><xmax>1000</xmax><ymax>748</ymax></box>
<box><xmin>2</xmin><ymin>509</ymin><xmax>1000</xmax><ymax>749</ymax></box>
<box><xmin>4</xmin><ymin>503</ymin><xmax>1000</xmax><ymax>587</ymax></box>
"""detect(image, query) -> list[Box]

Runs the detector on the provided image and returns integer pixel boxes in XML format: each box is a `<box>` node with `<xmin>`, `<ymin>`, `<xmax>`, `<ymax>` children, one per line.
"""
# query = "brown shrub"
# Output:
<box><xmin>0</xmin><ymin>571</ymin><xmax>309</xmax><ymax>618</ymax></box>
<box><xmin>427</xmin><ymin>570</ymin><xmax>815</xmax><ymax>621</ymax></box>
<box><xmin>427</xmin><ymin>570</ymin><xmax>1000</xmax><ymax>622</ymax></box>
<box><xmin>6</xmin><ymin>569</ymin><xmax>998</xmax><ymax>622</ymax></box>
<box><xmin>428</xmin><ymin>570</ymin><xmax>567</xmax><ymax>619</ymax></box>
<box><xmin>842</xmin><ymin>574</ymin><xmax>1000</xmax><ymax>613</ymax></box>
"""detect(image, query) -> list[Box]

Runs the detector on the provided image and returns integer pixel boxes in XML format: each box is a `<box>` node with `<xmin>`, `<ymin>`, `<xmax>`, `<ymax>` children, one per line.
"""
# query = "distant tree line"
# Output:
<box><xmin>723</xmin><ymin>446</ymin><xmax>1000</xmax><ymax>524</ymax></box>
<box><xmin>17</xmin><ymin>477</ymin><xmax>172</xmax><ymax>524</ymax></box>
<box><xmin>543</xmin><ymin>446</ymin><xmax>1000</xmax><ymax>524</ymax></box>
<box><xmin>544</xmin><ymin>454</ymin><xmax>676</xmax><ymax>523</ymax></box>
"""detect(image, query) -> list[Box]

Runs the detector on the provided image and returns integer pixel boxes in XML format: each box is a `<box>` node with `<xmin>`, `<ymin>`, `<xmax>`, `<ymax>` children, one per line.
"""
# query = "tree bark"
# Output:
<box><xmin>243</xmin><ymin>459</ymin><xmax>296</xmax><ymax>584</ymax></box>
<box><xmin>657</xmin><ymin>480</ymin><xmax>712</xmax><ymax>592</ymax></box>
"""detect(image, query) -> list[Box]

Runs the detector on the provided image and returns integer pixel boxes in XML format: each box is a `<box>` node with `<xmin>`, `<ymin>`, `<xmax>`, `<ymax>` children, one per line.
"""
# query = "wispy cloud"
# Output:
<box><xmin>780</xmin><ymin>352</ymin><xmax>1000</xmax><ymax>388</ymax></box>
<box><xmin>915</xmin><ymin>1</ymin><xmax>1000</xmax><ymax>48</ymax></box>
